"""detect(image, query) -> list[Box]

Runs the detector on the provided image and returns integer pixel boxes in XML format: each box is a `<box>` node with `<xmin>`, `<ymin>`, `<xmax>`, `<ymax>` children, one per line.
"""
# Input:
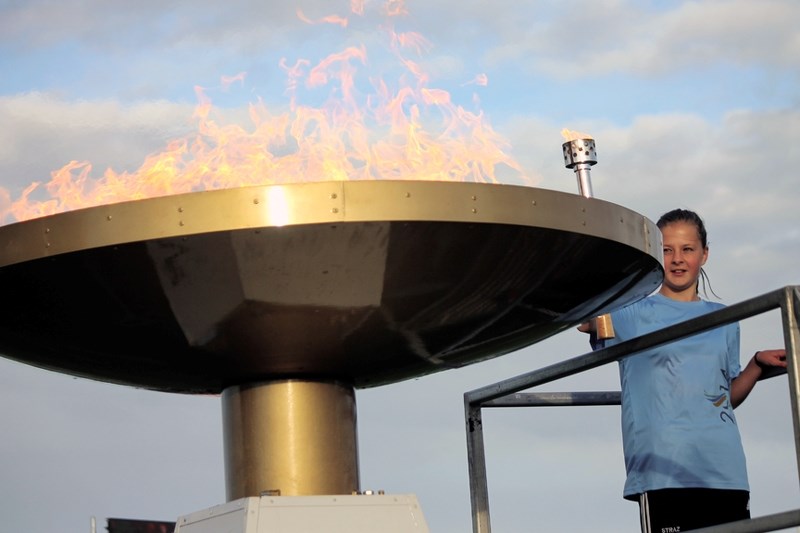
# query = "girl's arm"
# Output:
<box><xmin>731</xmin><ymin>349</ymin><xmax>787</xmax><ymax>408</ymax></box>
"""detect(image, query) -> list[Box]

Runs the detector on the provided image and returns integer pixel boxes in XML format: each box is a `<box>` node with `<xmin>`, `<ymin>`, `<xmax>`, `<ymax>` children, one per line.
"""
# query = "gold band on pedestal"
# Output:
<box><xmin>222</xmin><ymin>380</ymin><xmax>359</xmax><ymax>499</ymax></box>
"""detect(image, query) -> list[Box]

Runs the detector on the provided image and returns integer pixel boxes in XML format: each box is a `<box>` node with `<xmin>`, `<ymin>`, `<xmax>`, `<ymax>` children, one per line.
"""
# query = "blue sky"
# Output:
<box><xmin>0</xmin><ymin>1</ymin><xmax>799</xmax><ymax>532</ymax></box>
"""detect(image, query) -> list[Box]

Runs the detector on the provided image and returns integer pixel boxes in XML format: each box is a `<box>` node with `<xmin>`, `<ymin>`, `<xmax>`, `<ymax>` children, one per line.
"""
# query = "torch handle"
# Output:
<box><xmin>595</xmin><ymin>313</ymin><xmax>615</xmax><ymax>340</ymax></box>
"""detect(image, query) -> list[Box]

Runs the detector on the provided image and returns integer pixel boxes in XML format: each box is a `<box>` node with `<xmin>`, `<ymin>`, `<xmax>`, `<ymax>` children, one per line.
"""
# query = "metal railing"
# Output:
<box><xmin>464</xmin><ymin>285</ymin><xmax>800</xmax><ymax>533</ymax></box>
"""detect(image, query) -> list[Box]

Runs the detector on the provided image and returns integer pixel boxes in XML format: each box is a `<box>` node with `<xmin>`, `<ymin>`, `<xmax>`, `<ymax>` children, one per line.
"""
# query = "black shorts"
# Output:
<box><xmin>638</xmin><ymin>488</ymin><xmax>750</xmax><ymax>532</ymax></box>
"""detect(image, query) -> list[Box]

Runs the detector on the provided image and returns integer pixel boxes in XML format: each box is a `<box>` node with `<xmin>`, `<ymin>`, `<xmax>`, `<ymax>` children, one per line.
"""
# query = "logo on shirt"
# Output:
<box><xmin>704</xmin><ymin>369</ymin><xmax>735</xmax><ymax>424</ymax></box>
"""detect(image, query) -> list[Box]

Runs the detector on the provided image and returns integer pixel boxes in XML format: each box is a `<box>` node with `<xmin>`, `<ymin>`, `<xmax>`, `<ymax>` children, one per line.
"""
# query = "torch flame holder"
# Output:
<box><xmin>563</xmin><ymin>138</ymin><xmax>598</xmax><ymax>198</ymax></box>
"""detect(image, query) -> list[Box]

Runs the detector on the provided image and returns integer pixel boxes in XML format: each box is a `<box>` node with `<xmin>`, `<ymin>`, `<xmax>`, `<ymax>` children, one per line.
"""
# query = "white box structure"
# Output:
<box><xmin>174</xmin><ymin>494</ymin><xmax>431</xmax><ymax>533</ymax></box>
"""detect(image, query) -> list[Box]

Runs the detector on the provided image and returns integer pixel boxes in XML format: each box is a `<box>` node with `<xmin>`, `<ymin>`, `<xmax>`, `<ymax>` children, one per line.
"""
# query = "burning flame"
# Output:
<box><xmin>0</xmin><ymin>1</ymin><xmax>527</xmax><ymax>225</ymax></box>
<box><xmin>561</xmin><ymin>128</ymin><xmax>593</xmax><ymax>142</ymax></box>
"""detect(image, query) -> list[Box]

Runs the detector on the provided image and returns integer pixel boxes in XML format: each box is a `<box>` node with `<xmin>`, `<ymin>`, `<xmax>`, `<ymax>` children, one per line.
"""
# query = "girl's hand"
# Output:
<box><xmin>755</xmin><ymin>349</ymin><xmax>788</xmax><ymax>369</ymax></box>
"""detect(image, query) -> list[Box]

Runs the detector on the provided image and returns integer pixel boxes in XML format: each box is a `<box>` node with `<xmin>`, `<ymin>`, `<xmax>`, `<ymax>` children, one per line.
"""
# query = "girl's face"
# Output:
<box><xmin>659</xmin><ymin>220</ymin><xmax>708</xmax><ymax>300</ymax></box>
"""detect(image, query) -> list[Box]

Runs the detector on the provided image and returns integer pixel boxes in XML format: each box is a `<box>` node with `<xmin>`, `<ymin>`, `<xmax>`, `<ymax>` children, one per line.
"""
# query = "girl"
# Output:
<box><xmin>582</xmin><ymin>208</ymin><xmax>786</xmax><ymax>532</ymax></box>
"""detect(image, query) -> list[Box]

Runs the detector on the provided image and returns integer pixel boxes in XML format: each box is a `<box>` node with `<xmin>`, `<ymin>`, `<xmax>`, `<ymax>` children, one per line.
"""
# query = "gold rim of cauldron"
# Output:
<box><xmin>0</xmin><ymin>180</ymin><xmax>661</xmax><ymax>268</ymax></box>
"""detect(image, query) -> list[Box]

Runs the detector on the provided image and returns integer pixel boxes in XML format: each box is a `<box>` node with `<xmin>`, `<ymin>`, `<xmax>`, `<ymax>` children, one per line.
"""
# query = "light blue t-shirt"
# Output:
<box><xmin>605</xmin><ymin>293</ymin><xmax>749</xmax><ymax>499</ymax></box>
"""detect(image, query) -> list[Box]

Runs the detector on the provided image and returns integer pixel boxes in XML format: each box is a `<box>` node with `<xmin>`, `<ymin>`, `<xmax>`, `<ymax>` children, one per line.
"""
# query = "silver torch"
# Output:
<box><xmin>563</xmin><ymin>134</ymin><xmax>615</xmax><ymax>340</ymax></box>
<box><xmin>562</xmin><ymin>136</ymin><xmax>597</xmax><ymax>199</ymax></box>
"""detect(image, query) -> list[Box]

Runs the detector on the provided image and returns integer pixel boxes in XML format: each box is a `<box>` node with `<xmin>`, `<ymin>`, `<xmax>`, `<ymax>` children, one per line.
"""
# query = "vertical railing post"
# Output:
<box><xmin>781</xmin><ymin>286</ymin><xmax>800</xmax><ymax>489</ymax></box>
<box><xmin>465</xmin><ymin>398</ymin><xmax>491</xmax><ymax>533</ymax></box>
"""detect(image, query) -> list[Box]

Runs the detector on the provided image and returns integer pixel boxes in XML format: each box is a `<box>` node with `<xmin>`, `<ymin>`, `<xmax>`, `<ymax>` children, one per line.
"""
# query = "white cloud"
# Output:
<box><xmin>658</xmin><ymin>0</ymin><xmax>800</xmax><ymax>68</ymax></box>
<box><xmin>0</xmin><ymin>93</ymin><xmax>195</xmax><ymax>193</ymax></box>
<box><xmin>0</xmin><ymin>1</ymin><xmax>297</xmax><ymax>49</ymax></box>
<box><xmin>483</xmin><ymin>0</ymin><xmax>800</xmax><ymax>78</ymax></box>
<box><xmin>3</xmin><ymin>1</ymin><xmax>798</xmax><ymax>85</ymax></box>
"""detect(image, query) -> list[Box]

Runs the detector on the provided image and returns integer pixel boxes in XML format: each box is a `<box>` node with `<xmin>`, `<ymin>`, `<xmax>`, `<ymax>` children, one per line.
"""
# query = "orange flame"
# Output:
<box><xmin>463</xmin><ymin>74</ymin><xmax>489</xmax><ymax>87</ymax></box>
<box><xmin>385</xmin><ymin>0</ymin><xmax>409</xmax><ymax>17</ymax></box>
<box><xmin>297</xmin><ymin>9</ymin><xmax>349</xmax><ymax>28</ymax></box>
<box><xmin>350</xmin><ymin>1</ymin><xmax>365</xmax><ymax>16</ymax></box>
<box><xmin>220</xmin><ymin>72</ymin><xmax>247</xmax><ymax>91</ymax></box>
<box><xmin>1</xmin><ymin>1</ymin><xmax>527</xmax><ymax>224</ymax></box>
<box><xmin>561</xmin><ymin>128</ymin><xmax>593</xmax><ymax>142</ymax></box>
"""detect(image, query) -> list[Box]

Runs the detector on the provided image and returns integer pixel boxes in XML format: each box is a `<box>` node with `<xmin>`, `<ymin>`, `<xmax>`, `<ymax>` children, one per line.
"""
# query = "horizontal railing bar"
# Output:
<box><xmin>482</xmin><ymin>391</ymin><xmax>620</xmax><ymax>407</ymax></box>
<box><xmin>481</xmin><ymin>370</ymin><xmax>788</xmax><ymax>409</ymax></box>
<box><xmin>690</xmin><ymin>509</ymin><xmax>800</xmax><ymax>533</ymax></box>
<box><xmin>466</xmin><ymin>286</ymin><xmax>790</xmax><ymax>407</ymax></box>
